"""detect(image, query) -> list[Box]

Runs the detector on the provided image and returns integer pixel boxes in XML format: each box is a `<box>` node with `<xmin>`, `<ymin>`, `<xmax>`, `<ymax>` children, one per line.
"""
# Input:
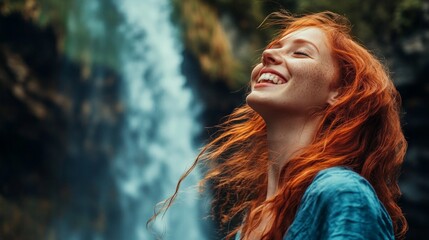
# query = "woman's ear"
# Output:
<box><xmin>327</xmin><ymin>90</ymin><xmax>339</xmax><ymax>106</ymax></box>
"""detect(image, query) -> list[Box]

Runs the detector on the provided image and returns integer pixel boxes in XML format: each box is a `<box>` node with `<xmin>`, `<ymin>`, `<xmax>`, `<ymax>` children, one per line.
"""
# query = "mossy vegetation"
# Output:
<box><xmin>295</xmin><ymin>0</ymin><xmax>425</xmax><ymax>40</ymax></box>
<box><xmin>5</xmin><ymin>0</ymin><xmax>424</xmax><ymax>89</ymax></box>
<box><xmin>173</xmin><ymin>0</ymin><xmax>426</xmax><ymax>89</ymax></box>
<box><xmin>172</xmin><ymin>0</ymin><xmax>242</xmax><ymax>88</ymax></box>
<box><xmin>2</xmin><ymin>0</ymin><xmax>426</xmax><ymax>89</ymax></box>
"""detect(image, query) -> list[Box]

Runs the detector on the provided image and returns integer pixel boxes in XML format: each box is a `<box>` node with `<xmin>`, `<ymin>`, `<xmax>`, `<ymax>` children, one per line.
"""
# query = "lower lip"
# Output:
<box><xmin>254</xmin><ymin>82</ymin><xmax>283</xmax><ymax>88</ymax></box>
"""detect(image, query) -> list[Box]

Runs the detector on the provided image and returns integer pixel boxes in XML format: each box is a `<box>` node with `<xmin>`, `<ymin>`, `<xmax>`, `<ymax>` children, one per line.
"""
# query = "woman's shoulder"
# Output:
<box><xmin>309</xmin><ymin>166</ymin><xmax>375</xmax><ymax>195</ymax></box>
<box><xmin>300</xmin><ymin>167</ymin><xmax>391</xmax><ymax>226</ymax></box>
<box><xmin>285</xmin><ymin>166</ymin><xmax>394</xmax><ymax>239</ymax></box>
<box><xmin>304</xmin><ymin>166</ymin><xmax>387</xmax><ymax>213</ymax></box>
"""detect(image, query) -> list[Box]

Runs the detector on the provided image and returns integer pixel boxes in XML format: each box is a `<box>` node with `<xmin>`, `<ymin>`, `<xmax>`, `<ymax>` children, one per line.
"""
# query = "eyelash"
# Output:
<box><xmin>264</xmin><ymin>45</ymin><xmax>311</xmax><ymax>57</ymax></box>
<box><xmin>294</xmin><ymin>51</ymin><xmax>309</xmax><ymax>57</ymax></box>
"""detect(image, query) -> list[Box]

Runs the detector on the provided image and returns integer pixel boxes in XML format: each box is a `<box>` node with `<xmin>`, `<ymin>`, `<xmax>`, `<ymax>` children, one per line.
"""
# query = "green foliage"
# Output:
<box><xmin>37</xmin><ymin>0</ymin><xmax>125</xmax><ymax>72</ymax></box>
<box><xmin>295</xmin><ymin>0</ymin><xmax>424</xmax><ymax>42</ymax></box>
<box><xmin>172</xmin><ymin>0</ymin><xmax>279</xmax><ymax>88</ymax></box>
<box><xmin>209</xmin><ymin>0</ymin><xmax>266</xmax><ymax>31</ymax></box>
<box><xmin>172</xmin><ymin>0</ymin><xmax>244</xmax><ymax>88</ymax></box>
<box><xmin>1</xmin><ymin>0</ymin><xmax>126</xmax><ymax>74</ymax></box>
<box><xmin>173</xmin><ymin>0</ymin><xmax>426</xmax><ymax>89</ymax></box>
<box><xmin>36</xmin><ymin>0</ymin><xmax>72</xmax><ymax>28</ymax></box>
<box><xmin>3</xmin><ymin>0</ymin><xmax>426</xmax><ymax>89</ymax></box>
<box><xmin>0</xmin><ymin>0</ymin><xmax>26</xmax><ymax>14</ymax></box>
<box><xmin>393</xmin><ymin>0</ymin><xmax>424</xmax><ymax>32</ymax></box>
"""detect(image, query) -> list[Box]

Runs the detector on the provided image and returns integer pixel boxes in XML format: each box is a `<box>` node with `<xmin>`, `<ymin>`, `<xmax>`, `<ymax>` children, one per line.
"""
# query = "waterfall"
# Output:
<box><xmin>55</xmin><ymin>0</ymin><xmax>210</xmax><ymax>239</ymax></box>
<box><xmin>112</xmin><ymin>0</ymin><xmax>208</xmax><ymax>239</ymax></box>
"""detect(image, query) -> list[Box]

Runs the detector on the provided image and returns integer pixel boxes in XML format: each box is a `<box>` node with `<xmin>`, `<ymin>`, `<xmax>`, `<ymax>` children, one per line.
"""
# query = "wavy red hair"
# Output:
<box><xmin>152</xmin><ymin>11</ymin><xmax>407</xmax><ymax>240</ymax></box>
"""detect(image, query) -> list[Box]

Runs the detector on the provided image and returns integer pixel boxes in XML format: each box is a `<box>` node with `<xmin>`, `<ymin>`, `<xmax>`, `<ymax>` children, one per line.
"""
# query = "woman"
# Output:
<box><xmin>153</xmin><ymin>11</ymin><xmax>408</xmax><ymax>240</ymax></box>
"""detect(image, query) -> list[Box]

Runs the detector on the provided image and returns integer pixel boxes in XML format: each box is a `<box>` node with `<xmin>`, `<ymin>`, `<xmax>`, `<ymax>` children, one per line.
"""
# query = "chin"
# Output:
<box><xmin>246</xmin><ymin>93</ymin><xmax>277</xmax><ymax>119</ymax></box>
<box><xmin>245</xmin><ymin>92</ymin><xmax>259</xmax><ymax>109</ymax></box>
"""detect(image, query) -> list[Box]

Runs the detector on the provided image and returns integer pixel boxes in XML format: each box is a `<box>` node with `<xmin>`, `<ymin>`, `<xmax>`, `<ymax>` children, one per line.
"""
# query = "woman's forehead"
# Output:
<box><xmin>281</xmin><ymin>27</ymin><xmax>326</xmax><ymax>41</ymax></box>
<box><xmin>273</xmin><ymin>27</ymin><xmax>331</xmax><ymax>50</ymax></box>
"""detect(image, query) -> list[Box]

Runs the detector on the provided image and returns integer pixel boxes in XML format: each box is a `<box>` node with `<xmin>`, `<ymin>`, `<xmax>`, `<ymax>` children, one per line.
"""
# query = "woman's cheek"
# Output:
<box><xmin>251</xmin><ymin>64</ymin><xmax>263</xmax><ymax>82</ymax></box>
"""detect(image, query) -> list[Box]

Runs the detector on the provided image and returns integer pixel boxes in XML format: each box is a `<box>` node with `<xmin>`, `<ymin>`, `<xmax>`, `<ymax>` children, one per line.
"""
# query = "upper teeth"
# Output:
<box><xmin>257</xmin><ymin>73</ymin><xmax>286</xmax><ymax>84</ymax></box>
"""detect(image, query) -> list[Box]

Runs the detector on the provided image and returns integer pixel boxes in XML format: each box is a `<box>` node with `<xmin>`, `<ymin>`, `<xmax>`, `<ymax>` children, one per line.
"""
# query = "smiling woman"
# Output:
<box><xmin>151</xmin><ymin>11</ymin><xmax>408</xmax><ymax>240</ymax></box>
<box><xmin>247</xmin><ymin>27</ymin><xmax>339</xmax><ymax>120</ymax></box>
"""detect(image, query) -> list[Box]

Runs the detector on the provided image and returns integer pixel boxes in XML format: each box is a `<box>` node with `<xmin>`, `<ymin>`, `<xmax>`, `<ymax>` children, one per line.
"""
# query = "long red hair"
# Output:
<box><xmin>153</xmin><ymin>11</ymin><xmax>407</xmax><ymax>240</ymax></box>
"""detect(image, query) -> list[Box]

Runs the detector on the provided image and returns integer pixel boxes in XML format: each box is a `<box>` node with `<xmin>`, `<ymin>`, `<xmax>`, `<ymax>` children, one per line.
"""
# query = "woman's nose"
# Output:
<box><xmin>262</xmin><ymin>48</ymin><xmax>282</xmax><ymax>66</ymax></box>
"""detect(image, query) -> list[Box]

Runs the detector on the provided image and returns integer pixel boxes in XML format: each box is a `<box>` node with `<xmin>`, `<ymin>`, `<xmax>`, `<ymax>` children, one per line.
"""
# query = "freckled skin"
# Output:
<box><xmin>246</xmin><ymin>27</ymin><xmax>339</xmax><ymax>120</ymax></box>
<box><xmin>244</xmin><ymin>27</ymin><xmax>341</xmax><ymax>240</ymax></box>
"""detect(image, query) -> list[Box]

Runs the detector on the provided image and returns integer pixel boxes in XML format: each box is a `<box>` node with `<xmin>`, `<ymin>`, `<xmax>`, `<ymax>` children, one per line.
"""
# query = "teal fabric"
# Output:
<box><xmin>235</xmin><ymin>167</ymin><xmax>394</xmax><ymax>240</ymax></box>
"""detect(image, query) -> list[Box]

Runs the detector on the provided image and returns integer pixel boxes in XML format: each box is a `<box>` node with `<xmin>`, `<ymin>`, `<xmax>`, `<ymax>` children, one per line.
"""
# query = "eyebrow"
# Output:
<box><xmin>291</xmin><ymin>38</ymin><xmax>320</xmax><ymax>53</ymax></box>
<box><xmin>277</xmin><ymin>37</ymin><xmax>320</xmax><ymax>53</ymax></box>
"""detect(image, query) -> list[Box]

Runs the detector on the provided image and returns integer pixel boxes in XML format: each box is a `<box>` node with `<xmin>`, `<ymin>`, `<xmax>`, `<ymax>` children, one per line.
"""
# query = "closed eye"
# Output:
<box><xmin>294</xmin><ymin>51</ymin><xmax>310</xmax><ymax>57</ymax></box>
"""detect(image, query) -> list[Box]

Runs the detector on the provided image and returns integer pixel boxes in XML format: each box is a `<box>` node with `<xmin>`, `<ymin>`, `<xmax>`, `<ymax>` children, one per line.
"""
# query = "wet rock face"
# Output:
<box><xmin>397</xmin><ymin>67</ymin><xmax>429</xmax><ymax>238</ymax></box>
<box><xmin>0</xmin><ymin>12</ymin><xmax>63</xmax><ymax>198</ymax></box>
<box><xmin>0</xmin><ymin>12</ymin><xmax>124</xmax><ymax>239</ymax></box>
<box><xmin>0</xmin><ymin>12</ymin><xmax>65</xmax><ymax>239</ymax></box>
<box><xmin>391</xmin><ymin>8</ymin><xmax>429</xmax><ymax>239</ymax></box>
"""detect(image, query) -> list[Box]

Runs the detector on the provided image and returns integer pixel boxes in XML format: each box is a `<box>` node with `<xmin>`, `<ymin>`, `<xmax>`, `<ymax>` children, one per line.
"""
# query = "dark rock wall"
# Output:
<box><xmin>0</xmin><ymin>12</ymin><xmax>65</xmax><ymax>239</ymax></box>
<box><xmin>0</xmin><ymin>12</ymin><xmax>124</xmax><ymax>239</ymax></box>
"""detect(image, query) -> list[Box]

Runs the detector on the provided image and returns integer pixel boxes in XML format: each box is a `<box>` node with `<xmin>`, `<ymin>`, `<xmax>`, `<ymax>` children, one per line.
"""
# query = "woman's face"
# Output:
<box><xmin>246</xmin><ymin>27</ymin><xmax>339</xmax><ymax>119</ymax></box>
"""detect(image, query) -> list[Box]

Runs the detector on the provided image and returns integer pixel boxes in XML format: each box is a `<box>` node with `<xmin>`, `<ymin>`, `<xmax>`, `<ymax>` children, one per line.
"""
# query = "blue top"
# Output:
<box><xmin>235</xmin><ymin>167</ymin><xmax>394</xmax><ymax>240</ymax></box>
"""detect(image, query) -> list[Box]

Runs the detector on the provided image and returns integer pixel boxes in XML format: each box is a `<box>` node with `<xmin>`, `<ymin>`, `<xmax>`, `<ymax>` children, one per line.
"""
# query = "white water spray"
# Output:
<box><xmin>113</xmin><ymin>0</ymin><xmax>208</xmax><ymax>239</ymax></box>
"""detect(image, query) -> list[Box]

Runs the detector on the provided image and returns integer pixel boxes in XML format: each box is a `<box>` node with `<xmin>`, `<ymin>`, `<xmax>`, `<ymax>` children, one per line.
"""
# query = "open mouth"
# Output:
<box><xmin>257</xmin><ymin>73</ymin><xmax>287</xmax><ymax>85</ymax></box>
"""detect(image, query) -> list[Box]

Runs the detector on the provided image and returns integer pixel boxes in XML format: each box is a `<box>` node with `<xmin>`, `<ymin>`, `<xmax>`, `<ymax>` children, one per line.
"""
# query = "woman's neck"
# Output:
<box><xmin>265</xmin><ymin>114</ymin><xmax>321</xmax><ymax>199</ymax></box>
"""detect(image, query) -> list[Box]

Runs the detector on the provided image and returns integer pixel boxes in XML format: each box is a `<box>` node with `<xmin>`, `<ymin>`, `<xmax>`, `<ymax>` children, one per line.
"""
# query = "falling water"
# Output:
<box><xmin>112</xmin><ymin>0</ymin><xmax>208</xmax><ymax>239</ymax></box>
<box><xmin>55</xmin><ymin>0</ymin><xmax>210</xmax><ymax>239</ymax></box>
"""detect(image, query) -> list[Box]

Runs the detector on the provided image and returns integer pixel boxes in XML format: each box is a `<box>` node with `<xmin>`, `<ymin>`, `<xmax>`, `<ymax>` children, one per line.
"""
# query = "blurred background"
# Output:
<box><xmin>0</xmin><ymin>0</ymin><xmax>428</xmax><ymax>239</ymax></box>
